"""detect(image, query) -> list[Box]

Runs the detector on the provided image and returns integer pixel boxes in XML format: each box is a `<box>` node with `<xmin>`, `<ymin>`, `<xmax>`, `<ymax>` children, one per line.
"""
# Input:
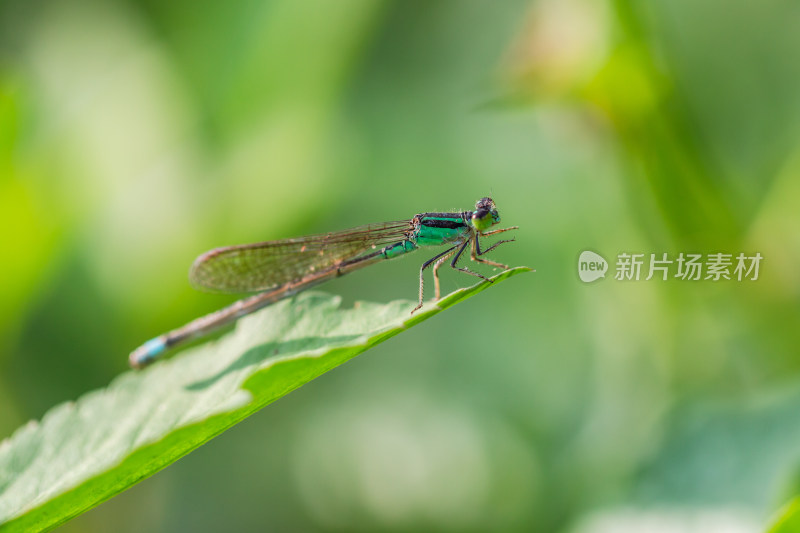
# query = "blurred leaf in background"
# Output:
<box><xmin>1</xmin><ymin>0</ymin><xmax>799</xmax><ymax>532</ymax></box>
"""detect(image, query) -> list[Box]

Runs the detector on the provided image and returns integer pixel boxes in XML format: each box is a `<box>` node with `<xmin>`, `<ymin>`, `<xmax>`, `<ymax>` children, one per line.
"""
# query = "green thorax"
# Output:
<box><xmin>398</xmin><ymin>197</ymin><xmax>502</xmax><ymax>249</ymax></box>
<box><xmin>411</xmin><ymin>212</ymin><xmax>471</xmax><ymax>246</ymax></box>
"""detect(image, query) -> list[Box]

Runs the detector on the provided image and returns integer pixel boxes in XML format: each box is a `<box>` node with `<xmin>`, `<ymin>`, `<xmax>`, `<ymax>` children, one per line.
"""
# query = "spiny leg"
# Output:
<box><xmin>412</xmin><ymin>245</ymin><xmax>457</xmax><ymax>314</ymax></box>
<box><xmin>471</xmin><ymin>231</ymin><xmax>516</xmax><ymax>269</ymax></box>
<box><xmin>480</xmin><ymin>225</ymin><xmax>518</xmax><ymax>237</ymax></box>
<box><xmin>476</xmin><ymin>233</ymin><xmax>516</xmax><ymax>256</ymax></box>
<box><xmin>449</xmin><ymin>238</ymin><xmax>492</xmax><ymax>282</ymax></box>
<box><xmin>432</xmin><ymin>248</ymin><xmax>457</xmax><ymax>300</ymax></box>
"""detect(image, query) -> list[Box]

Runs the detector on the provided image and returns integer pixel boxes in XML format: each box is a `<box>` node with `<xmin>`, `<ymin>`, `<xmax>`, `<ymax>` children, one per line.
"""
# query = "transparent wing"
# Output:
<box><xmin>189</xmin><ymin>221</ymin><xmax>414</xmax><ymax>293</ymax></box>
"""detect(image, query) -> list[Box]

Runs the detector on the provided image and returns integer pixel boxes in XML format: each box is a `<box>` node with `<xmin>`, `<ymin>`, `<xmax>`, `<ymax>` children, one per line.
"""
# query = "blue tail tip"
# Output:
<box><xmin>130</xmin><ymin>337</ymin><xmax>166</xmax><ymax>368</ymax></box>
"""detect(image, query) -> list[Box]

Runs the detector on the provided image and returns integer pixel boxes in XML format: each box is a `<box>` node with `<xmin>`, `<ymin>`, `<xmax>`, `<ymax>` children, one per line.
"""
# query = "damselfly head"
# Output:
<box><xmin>472</xmin><ymin>197</ymin><xmax>500</xmax><ymax>231</ymax></box>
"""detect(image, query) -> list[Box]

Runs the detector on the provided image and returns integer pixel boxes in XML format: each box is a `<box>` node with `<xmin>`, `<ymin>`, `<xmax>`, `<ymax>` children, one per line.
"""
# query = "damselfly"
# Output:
<box><xmin>129</xmin><ymin>197</ymin><xmax>517</xmax><ymax>368</ymax></box>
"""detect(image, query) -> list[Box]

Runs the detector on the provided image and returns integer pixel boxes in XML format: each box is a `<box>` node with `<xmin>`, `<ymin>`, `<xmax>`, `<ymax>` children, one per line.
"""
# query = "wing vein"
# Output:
<box><xmin>189</xmin><ymin>221</ymin><xmax>414</xmax><ymax>293</ymax></box>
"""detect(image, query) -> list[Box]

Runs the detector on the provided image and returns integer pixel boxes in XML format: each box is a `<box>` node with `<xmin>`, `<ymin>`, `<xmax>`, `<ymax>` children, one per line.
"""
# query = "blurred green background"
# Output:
<box><xmin>2</xmin><ymin>0</ymin><xmax>800</xmax><ymax>531</ymax></box>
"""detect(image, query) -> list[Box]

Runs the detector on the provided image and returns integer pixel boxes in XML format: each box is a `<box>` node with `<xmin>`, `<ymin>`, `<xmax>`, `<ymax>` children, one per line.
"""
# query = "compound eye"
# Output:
<box><xmin>475</xmin><ymin>197</ymin><xmax>493</xmax><ymax>210</ymax></box>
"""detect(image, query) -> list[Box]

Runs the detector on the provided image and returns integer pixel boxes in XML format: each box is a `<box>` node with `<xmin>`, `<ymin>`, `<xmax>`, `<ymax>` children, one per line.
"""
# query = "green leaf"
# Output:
<box><xmin>0</xmin><ymin>266</ymin><xmax>530</xmax><ymax>532</ymax></box>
